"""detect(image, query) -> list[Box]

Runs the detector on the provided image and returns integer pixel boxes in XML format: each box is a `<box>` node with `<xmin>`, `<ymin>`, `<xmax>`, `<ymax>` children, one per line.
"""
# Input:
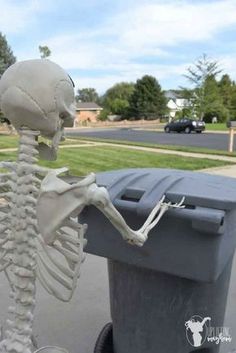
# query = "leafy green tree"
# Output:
<box><xmin>218</xmin><ymin>74</ymin><xmax>233</xmax><ymax>109</ymax></box>
<box><xmin>202</xmin><ymin>76</ymin><xmax>228</xmax><ymax>122</ymax></box>
<box><xmin>98</xmin><ymin>108</ymin><xmax>110</xmax><ymax>121</ymax></box>
<box><xmin>129</xmin><ymin>75</ymin><xmax>167</xmax><ymax>119</ymax></box>
<box><xmin>103</xmin><ymin>82</ymin><xmax>135</xmax><ymax>117</ymax></box>
<box><xmin>39</xmin><ymin>45</ymin><xmax>51</xmax><ymax>59</ymax></box>
<box><xmin>230</xmin><ymin>84</ymin><xmax>236</xmax><ymax>120</ymax></box>
<box><xmin>184</xmin><ymin>54</ymin><xmax>222</xmax><ymax>120</ymax></box>
<box><xmin>0</xmin><ymin>32</ymin><xmax>16</xmax><ymax>77</ymax></box>
<box><xmin>109</xmin><ymin>98</ymin><xmax>129</xmax><ymax>116</ymax></box>
<box><xmin>0</xmin><ymin>33</ymin><xmax>16</xmax><ymax>126</ymax></box>
<box><xmin>76</xmin><ymin>88</ymin><xmax>99</xmax><ymax>103</ymax></box>
<box><xmin>104</xmin><ymin>82</ymin><xmax>134</xmax><ymax>101</ymax></box>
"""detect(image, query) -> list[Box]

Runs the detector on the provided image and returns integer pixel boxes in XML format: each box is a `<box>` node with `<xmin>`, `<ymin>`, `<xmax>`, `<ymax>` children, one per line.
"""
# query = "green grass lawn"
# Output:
<box><xmin>0</xmin><ymin>146</ymin><xmax>232</xmax><ymax>176</ymax></box>
<box><xmin>0</xmin><ymin>134</ymin><xmax>18</xmax><ymax>148</ymax></box>
<box><xmin>205</xmin><ymin>123</ymin><xmax>228</xmax><ymax>131</ymax></box>
<box><xmin>0</xmin><ymin>133</ymin><xmax>89</xmax><ymax>148</ymax></box>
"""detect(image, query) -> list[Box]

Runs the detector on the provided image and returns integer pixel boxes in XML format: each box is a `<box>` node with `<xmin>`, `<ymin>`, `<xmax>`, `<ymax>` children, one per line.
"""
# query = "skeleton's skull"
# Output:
<box><xmin>0</xmin><ymin>59</ymin><xmax>75</xmax><ymax>160</ymax></box>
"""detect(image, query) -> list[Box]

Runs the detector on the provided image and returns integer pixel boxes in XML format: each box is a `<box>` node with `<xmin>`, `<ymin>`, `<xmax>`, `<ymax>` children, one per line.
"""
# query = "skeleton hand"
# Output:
<box><xmin>135</xmin><ymin>196</ymin><xmax>185</xmax><ymax>245</ymax></box>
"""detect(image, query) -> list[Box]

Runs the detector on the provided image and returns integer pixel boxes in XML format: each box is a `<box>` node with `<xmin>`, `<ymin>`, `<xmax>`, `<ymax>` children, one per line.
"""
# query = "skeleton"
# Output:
<box><xmin>0</xmin><ymin>59</ymin><xmax>184</xmax><ymax>353</ymax></box>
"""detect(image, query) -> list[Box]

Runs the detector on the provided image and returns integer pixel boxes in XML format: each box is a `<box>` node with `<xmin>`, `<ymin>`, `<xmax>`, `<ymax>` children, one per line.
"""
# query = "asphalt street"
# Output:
<box><xmin>66</xmin><ymin>128</ymin><xmax>234</xmax><ymax>151</ymax></box>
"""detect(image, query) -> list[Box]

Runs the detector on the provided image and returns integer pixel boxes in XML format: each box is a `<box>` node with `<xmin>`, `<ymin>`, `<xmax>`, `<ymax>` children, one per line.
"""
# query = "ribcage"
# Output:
<box><xmin>36</xmin><ymin>218</ymin><xmax>87</xmax><ymax>302</ymax></box>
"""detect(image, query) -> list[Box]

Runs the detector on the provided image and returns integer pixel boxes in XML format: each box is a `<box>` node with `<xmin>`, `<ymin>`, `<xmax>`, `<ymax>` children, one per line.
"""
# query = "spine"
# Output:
<box><xmin>0</xmin><ymin>130</ymin><xmax>41</xmax><ymax>353</ymax></box>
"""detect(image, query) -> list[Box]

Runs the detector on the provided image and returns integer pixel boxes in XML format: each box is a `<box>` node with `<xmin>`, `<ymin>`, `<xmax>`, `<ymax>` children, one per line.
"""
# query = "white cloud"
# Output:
<box><xmin>38</xmin><ymin>0</ymin><xmax>236</xmax><ymax>67</ymax></box>
<box><xmin>14</xmin><ymin>0</ymin><xmax>236</xmax><ymax>92</ymax></box>
<box><xmin>73</xmin><ymin>62</ymin><xmax>188</xmax><ymax>93</ymax></box>
<box><xmin>219</xmin><ymin>54</ymin><xmax>236</xmax><ymax>79</ymax></box>
<box><xmin>0</xmin><ymin>0</ymin><xmax>41</xmax><ymax>33</ymax></box>
<box><xmin>116</xmin><ymin>0</ymin><xmax>236</xmax><ymax>49</ymax></box>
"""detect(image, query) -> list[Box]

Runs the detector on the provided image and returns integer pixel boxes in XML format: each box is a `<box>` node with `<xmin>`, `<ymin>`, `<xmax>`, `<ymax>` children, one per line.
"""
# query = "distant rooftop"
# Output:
<box><xmin>164</xmin><ymin>90</ymin><xmax>185</xmax><ymax>100</ymax></box>
<box><xmin>76</xmin><ymin>102</ymin><xmax>103</xmax><ymax>110</ymax></box>
<box><xmin>164</xmin><ymin>90</ymin><xmax>177</xmax><ymax>100</ymax></box>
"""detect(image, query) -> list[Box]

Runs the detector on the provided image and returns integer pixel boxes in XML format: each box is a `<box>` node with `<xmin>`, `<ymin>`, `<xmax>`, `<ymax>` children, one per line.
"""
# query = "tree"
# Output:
<box><xmin>102</xmin><ymin>82</ymin><xmax>134</xmax><ymax>117</ymax></box>
<box><xmin>229</xmin><ymin>83</ymin><xmax>236</xmax><ymax>120</ymax></box>
<box><xmin>0</xmin><ymin>32</ymin><xmax>16</xmax><ymax>77</ymax></box>
<box><xmin>129</xmin><ymin>75</ymin><xmax>167</xmax><ymax>119</ymax></box>
<box><xmin>0</xmin><ymin>33</ymin><xmax>16</xmax><ymax>127</ymax></box>
<box><xmin>39</xmin><ymin>45</ymin><xmax>51</xmax><ymax>59</ymax></box>
<box><xmin>218</xmin><ymin>74</ymin><xmax>233</xmax><ymax>108</ymax></box>
<box><xmin>202</xmin><ymin>76</ymin><xmax>228</xmax><ymax>122</ymax></box>
<box><xmin>183</xmin><ymin>54</ymin><xmax>222</xmax><ymax>120</ymax></box>
<box><xmin>76</xmin><ymin>88</ymin><xmax>99</xmax><ymax>103</ymax></box>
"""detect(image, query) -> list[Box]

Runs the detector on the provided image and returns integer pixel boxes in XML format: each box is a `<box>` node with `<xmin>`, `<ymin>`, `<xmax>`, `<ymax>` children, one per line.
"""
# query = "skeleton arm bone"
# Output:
<box><xmin>87</xmin><ymin>184</ymin><xmax>148</xmax><ymax>246</ymax></box>
<box><xmin>86</xmin><ymin>183</ymin><xmax>184</xmax><ymax>246</ymax></box>
<box><xmin>37</xmin><ymin>172</ymin><xmax>185</xmax><ymax>248</ymax></box>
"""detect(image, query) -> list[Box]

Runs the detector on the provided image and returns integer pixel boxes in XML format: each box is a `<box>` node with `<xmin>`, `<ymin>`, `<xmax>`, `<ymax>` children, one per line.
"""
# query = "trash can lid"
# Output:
<box><xmin>96</xmin><ymin>168</ymin><xmax>236</xmax><ymax>215</ymax></box>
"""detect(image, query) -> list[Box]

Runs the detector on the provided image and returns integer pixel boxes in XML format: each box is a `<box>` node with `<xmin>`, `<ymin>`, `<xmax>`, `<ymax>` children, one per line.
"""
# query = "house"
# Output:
<box><xmin>165</xmin><ymin>91</ymin><xmax>190</xmax><ymax>118</ymax></box>
<box><xmin>75</xmin><ymin>102</ymin><xmax>103</xmax><ymax>125</ymax></box>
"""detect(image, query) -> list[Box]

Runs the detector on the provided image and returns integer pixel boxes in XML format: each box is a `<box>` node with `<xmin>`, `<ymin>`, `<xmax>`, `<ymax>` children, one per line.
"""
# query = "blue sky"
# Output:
<box><xmin>1</xmin><ymin>0</ymin><xmax>236</xmax><ymax>94</ymax></box>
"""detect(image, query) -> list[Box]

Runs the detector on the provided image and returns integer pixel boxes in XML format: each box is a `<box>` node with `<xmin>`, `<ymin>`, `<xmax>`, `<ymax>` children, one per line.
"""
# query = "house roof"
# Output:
<box><xmin>164</xmin><ymin>90</ymin><xmax>177</xmax><ymax>100</ymax></box>
<box><xmin>164</xmin><ymin>90</ymin><xmax>186</xmax><ymax>100</ymax></box>
<box><xmin>76</xmin><ymin>102</ymin><xmax>103</xmax><ymax>110</ymax></box>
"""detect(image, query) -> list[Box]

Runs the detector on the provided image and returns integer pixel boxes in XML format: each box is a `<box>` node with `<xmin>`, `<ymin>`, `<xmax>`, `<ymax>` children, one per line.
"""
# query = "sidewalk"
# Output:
<box><xmin>200</xmin><ymin>164</ymin><xmax>236</xmax><ymax>178</ymax></box>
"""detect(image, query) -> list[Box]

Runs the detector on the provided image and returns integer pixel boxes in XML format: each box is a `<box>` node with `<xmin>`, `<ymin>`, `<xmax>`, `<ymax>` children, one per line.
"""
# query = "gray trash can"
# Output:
<box><xmin>80</xmin><ymin>168</ymin><xmax>236</xmax><ymax>353</ymax></box>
